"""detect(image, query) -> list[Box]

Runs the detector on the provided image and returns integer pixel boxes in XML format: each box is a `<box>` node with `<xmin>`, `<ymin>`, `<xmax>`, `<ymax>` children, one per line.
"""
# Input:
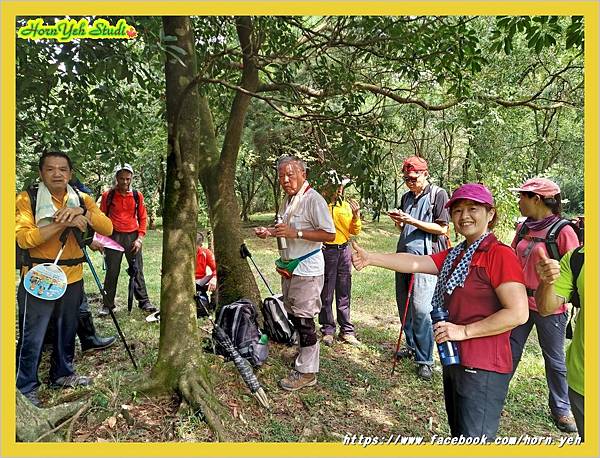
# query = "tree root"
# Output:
<box><xmin>16</xmin><ymin>389</ymin><xmax>91</xmax><ymax>442</ymax></box>
<box><xmin>34</xmin><ymin>399</ymin><xmax>91</xmax><ymax>442</ymax></box>
<box><xmin>178</xmin><ymin>365</ymin><xmax>230</xmax><ymax>441</ymax></box>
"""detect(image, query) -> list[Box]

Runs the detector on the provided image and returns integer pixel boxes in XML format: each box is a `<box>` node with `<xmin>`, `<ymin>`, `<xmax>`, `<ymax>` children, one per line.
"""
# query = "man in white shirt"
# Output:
<box><xmin>255</xmin><ymin>156</ymin><xmax>335</xmax><ymax>391</ymax></box>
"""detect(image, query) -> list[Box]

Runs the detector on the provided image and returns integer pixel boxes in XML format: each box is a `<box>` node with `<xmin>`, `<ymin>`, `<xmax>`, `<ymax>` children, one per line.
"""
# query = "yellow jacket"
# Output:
<box><xmin>16</xmin><ymin>190</ymin><xmax>113</xmax><ymax>283</ymax></box>
<box><xmin>325</xmin><ymin>200</ymin><xmax>362</xmax><ymax>245</ymax></box>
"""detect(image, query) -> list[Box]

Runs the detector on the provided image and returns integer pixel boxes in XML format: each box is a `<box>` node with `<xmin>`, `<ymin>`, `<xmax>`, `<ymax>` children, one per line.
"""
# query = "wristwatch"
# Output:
<box><xmin>297</xmin><ymin>230</ymin><xmax>303</xmax><ymax>239</ymax></box>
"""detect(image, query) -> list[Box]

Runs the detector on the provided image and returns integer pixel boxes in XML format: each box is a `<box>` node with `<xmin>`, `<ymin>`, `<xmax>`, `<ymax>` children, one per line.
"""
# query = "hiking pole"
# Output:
<box><xmin>73</xmin><ymin>230</ymin><xmax>138</xmax><ymax>371</ymax></box>
<box><xmin>391</xmin><ymin>274</ymin><xmax>415</xmax><ymax>376</ymax></box>
<box><xmin>240</xmin><ymin>243</ymin><xmax>274</xmax><ymax>295</ymax></box>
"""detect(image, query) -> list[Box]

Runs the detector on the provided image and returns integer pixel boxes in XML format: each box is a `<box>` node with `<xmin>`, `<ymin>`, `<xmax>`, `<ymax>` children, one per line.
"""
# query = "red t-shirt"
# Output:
<box><xmin>430</xmin><ymin>234</ymin><xmax>525</xmax><ymax>373</ymax></box>
<box><xmin>195</xmin><ymin>246</ymin><xmax>217</xmax><ymax>280</ymax></box>
<box><xmin>100</xmin><ymin>190</ymin><xmax>148</xmax><ymax>236</ymax></box>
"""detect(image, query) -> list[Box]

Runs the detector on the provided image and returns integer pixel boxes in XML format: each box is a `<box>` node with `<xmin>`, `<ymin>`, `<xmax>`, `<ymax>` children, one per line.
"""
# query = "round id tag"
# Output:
<box><xmin>23</xmin><ymin>263</ymin><xmax>68</xmax><ymax>300</ymax></box>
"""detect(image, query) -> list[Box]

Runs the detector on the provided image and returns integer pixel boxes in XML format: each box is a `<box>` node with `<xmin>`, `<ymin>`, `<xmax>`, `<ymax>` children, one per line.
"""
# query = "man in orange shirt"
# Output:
<box><xmin>99</xmin><ymin>164</ymin><xmax>157</xmax><ymax>316</ymax></box>
<box><xmin>16</xmin><ymin>151</ymin><xmax>113</xmax><ymax>406</ymax></box>
<box><xmin>195</xmin><ymin>232</ymin><xmax>217</xmax><ymax>317</ymax></box>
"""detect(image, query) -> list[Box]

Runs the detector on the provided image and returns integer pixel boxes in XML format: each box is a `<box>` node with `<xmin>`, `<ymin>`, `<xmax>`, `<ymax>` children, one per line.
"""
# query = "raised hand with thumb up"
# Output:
<box><xmin>535</xmin><ymin>246</ymin><xmax>561</xmax><ymax>284</ymax></box>
<box><xmin>351</xmin><ymin>240</ymin><xmax>370</xmax><ymax>271</ymax></box>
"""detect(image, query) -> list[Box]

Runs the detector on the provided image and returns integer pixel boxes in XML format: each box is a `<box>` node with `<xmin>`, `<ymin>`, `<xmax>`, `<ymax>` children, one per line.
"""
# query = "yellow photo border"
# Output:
<box><xmin>2</xmin><ymin>1</ymin><xmax>598</xmax><ymax>457</ymax></box>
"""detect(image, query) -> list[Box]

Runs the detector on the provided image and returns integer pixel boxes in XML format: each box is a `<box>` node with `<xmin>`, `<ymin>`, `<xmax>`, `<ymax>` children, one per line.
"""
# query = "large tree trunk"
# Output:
<box><xmin>148</xmin><ymin>16</ymin><xmax>228</xmax><ymax>441</ymax></box>
<box><xmin>198</xmin><ymin>17</ymin><xmax>261</xmax><ymax>306</ymax></box>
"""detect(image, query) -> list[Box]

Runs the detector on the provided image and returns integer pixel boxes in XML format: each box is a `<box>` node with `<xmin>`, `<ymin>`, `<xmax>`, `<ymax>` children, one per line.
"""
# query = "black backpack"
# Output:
<box><xmin>213</xmin><ymin>299</ymin><xmax>268</xmax><ymax>367</ymax></box>
<box><xmin>565</xmin><ymin>246</ymin><xmax>584</xmax><ymax>340</ymax></box>
<box><xmin>16</xmin><ymin>184</ymin><xmax>91</xmax><ymax>269</ymax></box>
<box><xmin>261</xmin><ymin>294</ymin><xmax>297</xmax><ymax>345</ymax></box>
<box><xmin>516</xmin><ymin>218</ymin><xmax>582</xmax><ymax>261</ymax></box>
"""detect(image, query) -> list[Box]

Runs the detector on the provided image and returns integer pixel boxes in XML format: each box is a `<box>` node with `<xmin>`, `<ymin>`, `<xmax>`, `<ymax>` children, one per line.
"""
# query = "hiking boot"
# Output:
<box><xmin>50</xmin><ymin>374</ymin><xmax>93</xmax><ymax>389</ymax></box>
<box><xmin>416</xmin><ymin>364</ymin><xmax>433</xmax><ymax>381</ymax></box>
<box><xmin>78</xmin><ymin>311</ymin><xmax>117</xmax><ymax>353</ymax></box>
<box><xmin>139</xmin><ymin>302</ymin><xmax>158</xmax><ymax>314</ymax></box>
<box><xmin>22</xmin><ymin>389</ymin><xmax>41</xmax><ymax>408</ymax></box>
<box><xmin>552</xmin><ymin>414</ymin><xmax>578</xmax><ymax>433</ymax></box>
<box><xmin>395</xmin><ymin>347</ymin><xmax>415</xmax><ymax>360</ymax></box>
<box><xmin>322</xmin><ymin>335</ymin><xmax>334</xmax><ymax>347</ymax></box>
<box><xmin>97</xmin><ymin>306</ymin><xmax>112</xmax><ymax>317</ymax></box>
<box><xmin>279</xmin><ymin>370</ymin><xmax>317</xmax><ymax>391</ymax></box>
<box><xmin>339</xmin><ymin>333</ymin><xmax>361</xmax><ymax>346</ymax></box>
<box><xmin>81</xmin><ymin>335</ymin><xmax>116</xmax><ymax>353</ymax></box>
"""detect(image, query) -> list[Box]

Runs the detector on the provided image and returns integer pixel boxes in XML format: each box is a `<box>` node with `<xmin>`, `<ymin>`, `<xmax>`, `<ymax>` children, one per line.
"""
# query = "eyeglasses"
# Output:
<box><xmin>402</xmin><ymin>174</ymin><xmax>421</xmax><ymax>183</ymax></box>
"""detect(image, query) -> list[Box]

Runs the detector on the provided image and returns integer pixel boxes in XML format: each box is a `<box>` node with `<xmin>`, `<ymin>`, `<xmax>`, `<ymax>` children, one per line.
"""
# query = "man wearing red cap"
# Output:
<box><xmin>388</xmin><ymin>156</ymin><xmax>450</xmax><ymax>381</ymax></box>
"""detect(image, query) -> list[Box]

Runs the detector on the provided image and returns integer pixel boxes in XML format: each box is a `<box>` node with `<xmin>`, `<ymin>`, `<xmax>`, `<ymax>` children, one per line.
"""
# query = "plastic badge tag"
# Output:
<box><xmin>24</xmin><ymin>263</ymin><xmax>68</xmax><ymax>300</ymax></box>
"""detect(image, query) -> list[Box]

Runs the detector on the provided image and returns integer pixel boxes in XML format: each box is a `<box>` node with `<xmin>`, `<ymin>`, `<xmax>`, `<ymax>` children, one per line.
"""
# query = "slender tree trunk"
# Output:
<box><xmin>198</xmin><ymin>16</ymin><xmax>261</xmax><ymax>305</ymax></box>
<box><xmin>149</xmin><ymin>16</ymin><xmax>228</xmax><ymax>441</ymax></box>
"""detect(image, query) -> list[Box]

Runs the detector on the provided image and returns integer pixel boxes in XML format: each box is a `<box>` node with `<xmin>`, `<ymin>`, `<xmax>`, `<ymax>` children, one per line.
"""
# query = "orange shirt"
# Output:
<box><xmin>16</xmin><ymin>190</ymin><xmax>113</xmax><ymax>283</ymax></box>
<box><xmin>100</xmin><ymin>189</ymin><xmax>147</xmax><ymax>236</ymax></box>
<box><xmin>195</xmin><ymin>246</ymin><xmax>217</xmax><ymax>280</ymax></box>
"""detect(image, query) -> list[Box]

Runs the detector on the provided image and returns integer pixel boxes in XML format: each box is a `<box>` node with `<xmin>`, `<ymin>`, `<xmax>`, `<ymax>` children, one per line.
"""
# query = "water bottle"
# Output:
<box><xmin>275</xmin><ymin>214</ymin><xmax>287</xmax><ymax>251</ymax></box>
<box><xmin>430</xmin><ymin>305</ymin><xmax>460</xmax><ymax>366</ymax></box>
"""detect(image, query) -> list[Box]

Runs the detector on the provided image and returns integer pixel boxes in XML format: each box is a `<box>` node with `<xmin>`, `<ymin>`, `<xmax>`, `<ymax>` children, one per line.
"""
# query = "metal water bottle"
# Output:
<box><xmin>275</xmin><ymin>214</ymin><xmax>287</xmax><ymax>251</ymax></box>
<box><xmin>430</xmin><ymin>305</ymin><xmax>460</xmax><ymax>366</ymax></box>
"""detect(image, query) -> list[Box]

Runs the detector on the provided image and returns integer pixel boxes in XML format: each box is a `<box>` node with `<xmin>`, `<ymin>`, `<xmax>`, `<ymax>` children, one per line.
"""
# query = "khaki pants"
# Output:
<box><xmin>282</xmin><ymin>275</ymin><xmax>324</xmax><ymax>373</ymax></box>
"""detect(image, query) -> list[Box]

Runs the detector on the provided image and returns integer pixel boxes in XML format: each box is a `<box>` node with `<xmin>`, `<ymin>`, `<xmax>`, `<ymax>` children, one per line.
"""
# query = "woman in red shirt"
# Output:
<box><xmin>352</xmin><ymin>183</ymin><xmax>528</xmax><ymax>439</ymax></box>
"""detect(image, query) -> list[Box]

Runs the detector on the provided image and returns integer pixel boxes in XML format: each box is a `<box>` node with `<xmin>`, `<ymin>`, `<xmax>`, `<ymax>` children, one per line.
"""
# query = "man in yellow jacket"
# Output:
<box><xmin>318</xmin><ymin>174</ymin><xmax>362</xmax><ymax>346</ymax></box>
<box><xmin>16</xmin><ymin>151</ymin><xmax>113</xmax><ymax>407</ymax></box>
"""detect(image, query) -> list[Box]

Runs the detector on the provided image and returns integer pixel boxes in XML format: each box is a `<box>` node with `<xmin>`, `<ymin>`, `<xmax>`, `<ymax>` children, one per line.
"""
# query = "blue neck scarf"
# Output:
<box><xmin>431</xmin><ymin>232</ymin><xmax>491</xmax><ymax>310</ymax></box>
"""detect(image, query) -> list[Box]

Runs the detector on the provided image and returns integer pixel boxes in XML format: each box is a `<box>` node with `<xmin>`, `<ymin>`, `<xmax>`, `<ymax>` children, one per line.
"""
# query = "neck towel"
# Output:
<box><xmin>35</xmin><ymin>182</ymin><xmax>81</xmax><ymax>227</ymax></box>
<box><xmin>281</xmin><ymin>180</ymin><xmax>311</xmax><ymax>224</ymax></box>
<box><xmin>524</xmin><ymin>214</ymin><xmax>560</xmax><ymax>232</ymax></box>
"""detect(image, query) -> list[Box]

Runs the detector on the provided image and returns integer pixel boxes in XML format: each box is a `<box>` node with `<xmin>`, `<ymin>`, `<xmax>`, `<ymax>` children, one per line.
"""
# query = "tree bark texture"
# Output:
<box><xmin>151</xmin><ymin>15</ymin><xmax>228</xmax><ymax>441</ymax></box>
<box><xmin>198</xmin><ymin>17</ymin><xmax>261</xmax><ymax>306</ymax></box>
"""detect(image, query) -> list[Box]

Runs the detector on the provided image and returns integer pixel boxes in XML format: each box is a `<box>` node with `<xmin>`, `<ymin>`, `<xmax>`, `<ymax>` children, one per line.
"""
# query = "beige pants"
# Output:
<box><xmin>282</xmin><ymin>275</ymin><xmax>324</xmax><ymax>373</ymax></box>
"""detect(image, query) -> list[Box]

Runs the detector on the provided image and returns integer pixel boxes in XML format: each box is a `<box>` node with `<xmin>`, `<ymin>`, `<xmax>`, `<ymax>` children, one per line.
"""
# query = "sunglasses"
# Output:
<box><xmin>402</xmin><ymin>174</ymin><xmax>421</xmax><ymax>183</ymax></box>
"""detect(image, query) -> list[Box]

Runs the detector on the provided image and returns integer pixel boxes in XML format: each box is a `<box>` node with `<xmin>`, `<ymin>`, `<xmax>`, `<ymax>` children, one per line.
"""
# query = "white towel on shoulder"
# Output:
<box><xmin>35</xmin><ymin>182</ymin><xmax>81</xmax><ymax>227</ymax></box>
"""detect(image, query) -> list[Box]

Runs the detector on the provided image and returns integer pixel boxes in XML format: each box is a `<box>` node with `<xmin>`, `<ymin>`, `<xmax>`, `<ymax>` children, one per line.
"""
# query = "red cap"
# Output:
<box><xmin>509</xmin><ymin>178</ymin><xmax>560</xmax><ymax>198</ymax></box>
<box><xmin>402</xmin><ymin>156</ymin><xmax>428</xmax><ymax>173</ymax></box>
<box><xmin>446</xmin><ymin>183</ymin><xmax>495</xmax><ymax>208</ymax></box>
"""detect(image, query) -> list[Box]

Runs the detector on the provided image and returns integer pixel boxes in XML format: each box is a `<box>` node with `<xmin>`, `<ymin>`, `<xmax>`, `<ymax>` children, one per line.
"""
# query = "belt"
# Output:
<box><xmin>323</xmin><ymin>242</ymin><xmax>348</xmax><ymax>250</ymax></box>
<box><xmin>526</xmin><ymin>288</ymin><xmax>536</xmax><ymax>297</ymax></box>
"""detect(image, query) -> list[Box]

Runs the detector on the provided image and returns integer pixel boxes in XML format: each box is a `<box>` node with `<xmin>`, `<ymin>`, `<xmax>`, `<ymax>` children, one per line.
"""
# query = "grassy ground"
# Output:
<box><xmin>23</xmin><ymin>216</ymin><xmax>575</xmax><ymax>442</ymax></box>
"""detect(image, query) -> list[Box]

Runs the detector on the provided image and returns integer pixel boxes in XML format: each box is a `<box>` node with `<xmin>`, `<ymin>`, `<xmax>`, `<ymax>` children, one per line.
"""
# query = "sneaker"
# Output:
<box><xmin>416</xmin><ymin>364</ymin><xmax>433</xmax><ymax>381</ymax></box>
<box><xmin>322</xmin><ymin>335</ymin><xmax>334</xmax><ymax>347</ymax></box>
<box><xmin>22</xmin><ymin>389</ymin><xmax>41</xmax><ymax>408</ymax></box>
<box><xmin>97</xmin><ymin>306</ymin><xmax>111</xmax><ymax>317</ymax></box>
<box><xmin>552</xmin><ymin>414</ymin><xmax>578</xmax><ymax>433</ymax></box>
<box><xmin>139</xmin><ymin>302</ymin><xmax>158</xmax><ymax>314</ymax></box>
<box><xmin>279</xmin><ymin>370</ymin><xmax>317</xmax><ymax>391</ymax></box>
<box><xmin>146</xmin><ymin>311</ymin><xmax>160</xmax><ymax>323</ymax></box>
<box><xmin>395</xmin><ymin>347</ymin><xmax>415</xmax><ymax>360</ymax></box>
<box><xmin>50</xmin><ymin>374</ymin><xmax>93</xmax><ymax>389</ymax></box>
<box><xmin>339</xmin><ymin>333</ymin><xmax>361</xmax><ymax>346</ymax></box>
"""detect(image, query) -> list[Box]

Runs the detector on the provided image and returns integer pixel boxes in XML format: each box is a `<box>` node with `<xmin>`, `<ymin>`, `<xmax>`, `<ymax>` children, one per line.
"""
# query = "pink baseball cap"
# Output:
<box><xmin>445</xmin><ymin>183</ymin><xmax>495</xmax><ymax>208</ymax></box>
<box><xmin>509</xmin><ymin>178</ymin><xmax>560</xmax><ymax>198</ymax></box>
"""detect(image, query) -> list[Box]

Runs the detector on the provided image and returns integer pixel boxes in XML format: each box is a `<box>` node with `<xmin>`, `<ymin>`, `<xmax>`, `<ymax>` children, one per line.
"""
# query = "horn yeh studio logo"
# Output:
<box><xmin>17</xmin><ymin>18</ymin><xmax>138</xmax><ymax>42</ymax></box>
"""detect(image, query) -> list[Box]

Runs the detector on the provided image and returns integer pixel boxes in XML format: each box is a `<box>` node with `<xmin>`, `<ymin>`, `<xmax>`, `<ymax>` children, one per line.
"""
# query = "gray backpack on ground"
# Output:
<box><xmin>261</xmin><ymin>294</ymin><xmax>297</xmax><ymax>345</ymax></box>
